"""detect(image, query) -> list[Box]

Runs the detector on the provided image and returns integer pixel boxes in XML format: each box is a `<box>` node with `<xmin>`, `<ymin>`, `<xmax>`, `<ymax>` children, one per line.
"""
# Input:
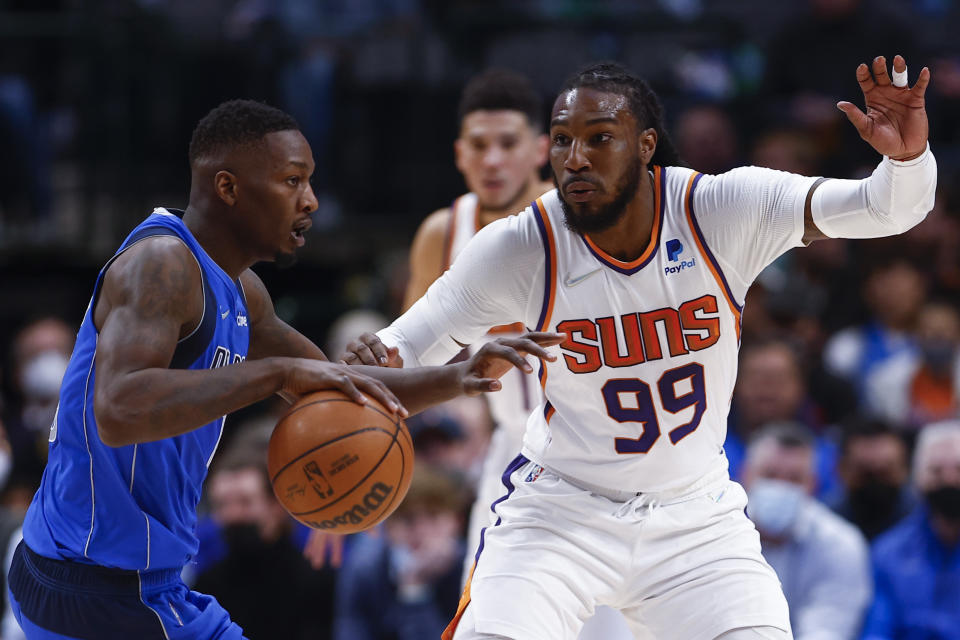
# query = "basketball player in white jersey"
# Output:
<box><xmin>345</xmin><ymin>55</ymin><xmax>936</xmax><ymax>639</ymax></box>
<box><xmin>405</xmin><ymin>70</ymin><xmax>552</xmax><ymax>584</ymax></box>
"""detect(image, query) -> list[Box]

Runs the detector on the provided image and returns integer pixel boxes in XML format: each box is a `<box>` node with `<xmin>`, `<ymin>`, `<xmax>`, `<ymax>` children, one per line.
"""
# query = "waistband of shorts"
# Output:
<box><xmin>20</xmin><ymin>542</ymin><xmax>181</xmax><ymax>594</ymax></box>
<box><xmin>541</xmin><ymin>459</ymin><xmax>730</xmax><ymax>503</ymax></box>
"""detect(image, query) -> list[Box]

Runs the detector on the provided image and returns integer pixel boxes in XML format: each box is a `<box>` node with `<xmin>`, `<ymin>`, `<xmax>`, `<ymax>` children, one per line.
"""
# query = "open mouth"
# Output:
<box><xmin>291</xmin><ymin>218</ymin><xmax>312</xmax><ymax>246</ymax></box>
<box><xmin>565</xmin><ymin>182</ymin><xmax>598</xmax><ymax>202</ymax></box>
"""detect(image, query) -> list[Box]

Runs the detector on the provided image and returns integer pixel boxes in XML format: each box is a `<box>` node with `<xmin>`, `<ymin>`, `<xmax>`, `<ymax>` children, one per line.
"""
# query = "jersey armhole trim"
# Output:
<box><xmin>683</xmin><ymin>171</ymin><xmax>743</xmax><ymax>340</ymax></box>
<box><xmin>442</xmin><ymin>198</ymin><xmax>458</xmax><ymax>271</ymax></box>
<box><xmin>532</xmin><ymin>198</ymin><xmax>557</xmax><ymax>332</ymax></box>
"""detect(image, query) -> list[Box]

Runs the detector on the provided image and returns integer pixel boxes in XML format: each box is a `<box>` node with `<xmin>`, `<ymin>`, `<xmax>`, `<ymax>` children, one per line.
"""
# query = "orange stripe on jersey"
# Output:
<box><xmin>533</xmin><ymin>197</ymin><xmax>558</xmax><ymax>332</ymax></box>
<box><xmin>442</xmin><ymin>563</ymin><xmax>475</xmax><ymax>640</ymax></box>
<box><xmin>487</xmin><ymin>321</ymin><xmax>526</xmax><ymax>335</ymax></box>
<box><xmin>582</xmin><ymin>165</ymin><xmax>663</xmax><ymax>271</ymax></box>
<box><xmin>442</xmin><ymin>197</ymin><xmax>460</xmax><ymax>271</ymax></box>
<box><xmin>682</xmin><ymin>172</ymin><xmax>743</xmax><ymax>340</ymax></box>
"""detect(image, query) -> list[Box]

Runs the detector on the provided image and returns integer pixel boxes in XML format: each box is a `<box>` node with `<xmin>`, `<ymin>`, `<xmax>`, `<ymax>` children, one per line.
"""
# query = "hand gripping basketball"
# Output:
<box><xmin>460</xmin><ymin>331</ymin><xmax>565</xmax><ymax>395</ymax></box>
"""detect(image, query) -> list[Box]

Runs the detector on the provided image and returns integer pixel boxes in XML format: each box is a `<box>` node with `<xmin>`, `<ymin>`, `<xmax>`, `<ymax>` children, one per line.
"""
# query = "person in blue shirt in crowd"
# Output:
<box><xmin>861</xmin><ymin>420</ymin><xmax>960</xmax><ymax>640</ymax></box>
<box><xmin>334</xmin><ymin>464</ymin><xmax>468</xmax><ymax>640</ymax></box>
<box><xmin>6</xmin><ymin>99</ymin><xmax>561</xmax><ymax>640</ymax></box>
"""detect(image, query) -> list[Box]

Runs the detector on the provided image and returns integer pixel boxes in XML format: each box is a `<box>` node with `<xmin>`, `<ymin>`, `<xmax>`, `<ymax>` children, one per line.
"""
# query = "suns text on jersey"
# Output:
<box><xmin>557</xmin><ymin>294</ymin><xmax>720</xmax><ymax>373</ymax></box>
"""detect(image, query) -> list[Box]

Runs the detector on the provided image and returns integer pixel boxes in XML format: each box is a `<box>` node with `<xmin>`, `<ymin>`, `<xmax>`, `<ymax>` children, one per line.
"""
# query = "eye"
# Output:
<box><xmin>287</xmin><ymin>176</ymin><xmax>300</xmax><ymax>186</ymax></box>
<box><xmin>552</xmin><ymin>133</ymin><xmax>570</xmax><ymax>145</ymax></box>
<box><xmin>592</xmin><ymin>133</ymin><xmax>613</xmax><ymax>144</ymax></box>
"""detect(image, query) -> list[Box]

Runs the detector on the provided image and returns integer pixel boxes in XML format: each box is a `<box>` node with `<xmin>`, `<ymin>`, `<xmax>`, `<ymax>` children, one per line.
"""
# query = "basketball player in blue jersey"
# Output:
<box><xmin>345</xmin><ymin>55</ymin><xmax>937</xmax><ymax>639</ymax></box>
<box><xmin>8</xmin><ymin>100</ymin><xmax>562</xmax><ymax>640</ymax></box>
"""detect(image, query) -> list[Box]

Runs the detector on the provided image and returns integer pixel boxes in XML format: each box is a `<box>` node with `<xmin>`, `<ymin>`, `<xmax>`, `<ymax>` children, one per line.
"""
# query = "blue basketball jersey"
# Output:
<box><xmin>23</xmin><ymin>208</ymin><xmax>250</xmax><ymax>571</ymax></box>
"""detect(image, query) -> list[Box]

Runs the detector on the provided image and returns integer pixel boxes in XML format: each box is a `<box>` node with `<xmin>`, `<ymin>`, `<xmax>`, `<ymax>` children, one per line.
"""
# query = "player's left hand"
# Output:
<box><xmin>339</xmin><ymin>332</ymin><xmax>404</xmax><ymax>368</ymax></box>
<box><xmin>460</xmin><ymin>332</ymin><xmax>564</xmax><ymax>395</ymax></box>
<box><xmin>837</xmin><ymin>54</ymin><xmax>930</xmax><ymax>161</ymax></box>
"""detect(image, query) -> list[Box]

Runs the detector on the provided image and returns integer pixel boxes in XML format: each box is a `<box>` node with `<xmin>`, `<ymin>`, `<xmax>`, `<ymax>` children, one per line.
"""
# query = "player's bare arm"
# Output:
<box><xmin>802</xmin><ymin>54</ymin><xmax>932</xmax><ymax>243</ymax></box>
<box><xmin>403</xmin><ymin>207</ymin><xmax>451</xmax><ymax>312</ymax></box>
<box><xmin>92</xmin><ymin>238</ymin><xmax>404</xmax><ymax>446</ymax></box>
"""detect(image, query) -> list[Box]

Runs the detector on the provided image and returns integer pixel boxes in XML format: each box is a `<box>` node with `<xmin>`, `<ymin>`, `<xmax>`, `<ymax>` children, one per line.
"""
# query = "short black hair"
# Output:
<box><xmin>458</xmin><ymin>69</ymin><xmax>544</xmax><ymax>131</ymax></box>
<box><xmin>560</xmin><ymin>62</ymin><xmax>681</xmax><ymax>167</ymax></box>
<box><xmin>840</xmin><ymin>417</ymin><xmax>905</xmax><ymax>456</ymax></box>
<box><xmin>188</xmin><ymin>99</ymin><xmax>300</xmax><ymax>165</ymax></box>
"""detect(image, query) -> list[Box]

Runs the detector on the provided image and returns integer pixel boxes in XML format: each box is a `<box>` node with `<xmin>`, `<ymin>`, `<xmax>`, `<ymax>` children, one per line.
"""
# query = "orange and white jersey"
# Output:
<box><xmin>382</xmin><ymin>165</ymin><xmax>820</xmax><ymax>493</ymax></box>
<box><xmin>445</xmin><ymin>193</ymin><xmax>542</xmax><ymax>438</ymax></box>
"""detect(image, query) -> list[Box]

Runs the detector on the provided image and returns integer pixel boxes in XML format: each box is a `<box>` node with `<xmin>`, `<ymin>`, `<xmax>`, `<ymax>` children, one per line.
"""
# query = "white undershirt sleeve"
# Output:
<box><xmin>377</xmin><ymin>212</ymin><xmax>545</xmax><ymax>367</ymax></box>
<box><xmin>811</xmin><ymin>144</ymin><xmax>936</xmax><ymax>239</ymax></box>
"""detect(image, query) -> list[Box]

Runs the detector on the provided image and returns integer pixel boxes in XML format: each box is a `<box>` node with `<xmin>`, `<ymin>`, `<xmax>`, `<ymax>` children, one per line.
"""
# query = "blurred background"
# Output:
<box><xmin>3</xmin><ymin>0</ymin><xmax>960</xmax><ymax>639</ymax></box>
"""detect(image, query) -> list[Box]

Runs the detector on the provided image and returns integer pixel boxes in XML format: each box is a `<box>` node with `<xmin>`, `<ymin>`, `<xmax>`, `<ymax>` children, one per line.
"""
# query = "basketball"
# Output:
<box><xmin>268</xmin><ymin>390</ymin><xmax>414</xmax><ymax>534</ymax></box>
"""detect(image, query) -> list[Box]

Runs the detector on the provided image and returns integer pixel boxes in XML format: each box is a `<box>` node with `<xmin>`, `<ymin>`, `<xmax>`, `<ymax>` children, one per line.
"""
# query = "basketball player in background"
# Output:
<box><xmin>346</xmin><ymin>55</ymin><xmax>936</xmax><ymax>639</ymax></box>
<box><xmin>6</xmin><ymin>100</ymin><xmax>561</xmax><ymax>640</ymax></box>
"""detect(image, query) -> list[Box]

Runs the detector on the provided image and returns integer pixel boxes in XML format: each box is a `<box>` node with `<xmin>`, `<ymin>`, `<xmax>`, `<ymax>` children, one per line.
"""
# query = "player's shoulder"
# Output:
<box><xmin>413</xmin><ymin>206</ymin><xmax>453</xmax><ymax>245</ymax></box>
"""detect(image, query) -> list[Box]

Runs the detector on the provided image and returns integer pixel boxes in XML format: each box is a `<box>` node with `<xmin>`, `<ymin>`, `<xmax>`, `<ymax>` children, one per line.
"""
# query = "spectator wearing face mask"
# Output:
<box><xmin>861</xmin><ymin>420</ymin><xmax>960</xmax><ymax>640</ymax></box>
<box><xmin>193</xmin><ymin>441</ymin><xmax>336</xmax><ymax>640</ymax></box>
<box><xmin>334</xmin><ymin>464</ymin><xmax>468</xmax><ymax>640</ymax></box>
<box><xmin>864</xmin><ymin>300</ymin><xmax>960</xmax><ymax>430</ymax></box>
<box><xmin>829</xmin><ymin>419</ymin><xmax>916</xmax><ymax>540</ymax></box>
<box><xmin>744</xmin><ymin>422</ymin><xmax>871</xmax><ymax>640</ymax></box>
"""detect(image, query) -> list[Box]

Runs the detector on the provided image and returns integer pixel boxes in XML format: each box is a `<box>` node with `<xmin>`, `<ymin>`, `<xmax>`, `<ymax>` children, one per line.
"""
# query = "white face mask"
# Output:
<box><xmin>22</xmin><ymin>351</ymin><xmax>69</xmax><ymax>399</ymax></box>
<box><xmin>747</xmin><ymin>478</ymin><xmax>806</xmax><ymax>538</ymax></box>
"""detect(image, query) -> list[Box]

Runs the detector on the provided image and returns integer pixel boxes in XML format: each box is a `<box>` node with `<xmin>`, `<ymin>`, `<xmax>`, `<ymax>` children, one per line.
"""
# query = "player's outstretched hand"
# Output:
<box><xmin>460</xmin><ymin>332</ymin><xmax>565</xmax><ymax>395</ymax></box>
<box><xmin>339</xmin><ymin>332</ymin><xmax>404</xmax><ymax>368</ymax></box>
<box><xmin>281</xmin><ymin>359</ymin><xmax>407</xmax><ymax>416</ymax></box>
<box><xmin>303</xmin><ymin>529</ymin><xmax>345</xmax><ymax>570</ymax></box>
<box><xmin>837</xmin><ymin>54</ymin><xmax>930</xmax><ymax>161</ymax></box>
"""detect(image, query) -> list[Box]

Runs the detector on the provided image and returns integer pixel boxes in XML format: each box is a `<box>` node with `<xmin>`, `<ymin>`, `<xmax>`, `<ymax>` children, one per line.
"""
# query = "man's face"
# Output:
<box><xmin>735</xmin><ymin>345</ymin><xmax>805</xmax><ymax>429</ymax></box>
<box><xmin>229</xmin><ymin>130</ymin><xmax>318</xmax><ymax>266</ymax></box>
<box><xmin>746</xmin><ymin>441</ymin><xmax>816</xmax><ymax>494</ymax></box>
<box><xmin>209</xmin><ymin>468</ymin><xmax>271</xmax><ymax>526</ymax></box>
<box><xmin>455</xmin><ymin>110</ymin><xmax>546</xmax><ymax>211</ymax></box>
<box><xmin>917</xmin><ymin>437</ymin><xmax>960</xmax><ymax>493</ymax></box>
<box><xmin>549</xmin><ymin>88</ymin><xmax>649</xmax><ymax>234</ymax></box>
<box><xmin>841</xmin><ymin>434</ymin><xmax>909</xmax><ymax>490</ymax></box>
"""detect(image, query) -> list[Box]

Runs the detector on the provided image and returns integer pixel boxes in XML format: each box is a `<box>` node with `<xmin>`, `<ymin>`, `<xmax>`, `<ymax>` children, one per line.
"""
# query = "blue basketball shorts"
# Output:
<box><xmin>8</xmin><ymin>542</ymin><xmax>247</xmax><ymax>640</ymax></box>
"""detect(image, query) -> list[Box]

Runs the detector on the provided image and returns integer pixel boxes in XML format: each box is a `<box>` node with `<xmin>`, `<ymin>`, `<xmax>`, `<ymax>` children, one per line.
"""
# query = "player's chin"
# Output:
<box><xmin>273</xmin><ymin>249</ymin><xmax>299</xmax><ymax>269</ymax></box>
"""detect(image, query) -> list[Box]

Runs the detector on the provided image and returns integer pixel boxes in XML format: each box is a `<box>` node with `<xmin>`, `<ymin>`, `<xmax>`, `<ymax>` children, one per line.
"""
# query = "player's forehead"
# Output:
<box><xmin>460</xmin><ymin>109</ymin><xmax>533</xmax><ymax>139</ymax></box>
<box><xmin>550</xmin><ymin>87</ymin><xmax>632</xmax><ymax>128</ymax></box>
<box><xmin>256</xmin><ymin>129</ymin><xmax>315</xmax><ymax>173</ymax></box>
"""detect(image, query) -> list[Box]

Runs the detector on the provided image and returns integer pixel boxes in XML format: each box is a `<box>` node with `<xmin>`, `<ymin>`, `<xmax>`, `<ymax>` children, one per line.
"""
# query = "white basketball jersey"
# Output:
<box><xmin>446</xmin><ymin>193</ymin><xmax>542</xmax><ymax>438</ymax></box>
<box><xmin>523</xmin><ymin>166</ymin><xmax>741</xmax><ymax>493</ymax></box>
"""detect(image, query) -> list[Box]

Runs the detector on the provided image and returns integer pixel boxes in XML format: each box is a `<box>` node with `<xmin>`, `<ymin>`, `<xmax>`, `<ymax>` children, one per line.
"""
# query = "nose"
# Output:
<box><xmin>564</xmin><ymin>139</ymin><xmax>590</xmax><ymax>173</ymax></box>
<box><xmin>302</xmin><ymin>183</ymin><xmax>319</xmax><ymax>214</ymax></box>
<box><xmin>482</xmin><ymin>145</ymin><xmax>506</xmax><ymax>169</ymax></box>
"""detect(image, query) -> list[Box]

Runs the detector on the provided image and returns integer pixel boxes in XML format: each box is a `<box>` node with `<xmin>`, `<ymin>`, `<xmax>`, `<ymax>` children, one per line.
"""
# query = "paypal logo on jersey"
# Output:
<box><xmin>664</xmin><ymin>238</ymin><xmax>696</xmax><ymax>275</ymax></box>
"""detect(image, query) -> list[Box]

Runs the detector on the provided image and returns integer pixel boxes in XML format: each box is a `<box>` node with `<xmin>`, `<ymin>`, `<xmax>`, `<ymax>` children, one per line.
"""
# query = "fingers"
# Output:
<box><xmin>362</xmin><ymin>333</ymin><xmax>392</xmax><ymax>366</ymax></box>
<box><xmin>522</xmin><ymin>331</ymin><xmax>567</xmax><ymax>347</ymax></box>
<box><xmin>483</xmin><ymin>342</ymin><xmax>534</xmax><ymax>373</ymax></box>
<box><xmin>892</xmin><ymin>54</ymin><xmax>906</xmax><ymax>74</ymax></box>
<box><xmin>386</xmin><ymin>346</ymin><xmax>404</xmax><ymax>368</ymax></box>
<box><xmin>913</xmin><ymin>66</ymin><xmax>931</xmax><ymax>97</ymax></box>
<box><xmin>509</xmin><ymin>339</ymin><xmax>559</xmax><ymax>364</ymax></box>
<box><xmin>350</xmin><ymin>373</ymin><xmax>408</xmax><ymax>417</ymax></box>
<box><xmin>339</xmin><ymin>333</ymin><xmax>389</xmax><ymax>366</ymax></box>
<box><xmin>855</xmin><ymin>62</ymin><xmax>875</xmax><ymax>94</ymax></box>
<box><xmin>872</xmin><ymin>55</ymin><xmax>891</xmax><ymax>86</ymax></box>
<box><xmin>463</xmin><ymin>377</ymin><xmax>502</xmax><ymax>396</ymax></box>
<box><xmin>837</xmin><ymin>101</ymin><xmax>871</xmax><ymax>137</ymax></box>
<box><xmin>332</xmin><ymin>372</ymin><xmax>367</xmax><ymax>406</ymax></box>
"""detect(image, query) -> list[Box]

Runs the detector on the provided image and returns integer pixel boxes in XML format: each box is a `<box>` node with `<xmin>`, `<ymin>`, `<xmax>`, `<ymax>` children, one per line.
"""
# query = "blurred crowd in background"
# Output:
<box><xmin>3</xmin><ymin>0</ymin><xmax>960</xmax><ymax>639</ymax></box>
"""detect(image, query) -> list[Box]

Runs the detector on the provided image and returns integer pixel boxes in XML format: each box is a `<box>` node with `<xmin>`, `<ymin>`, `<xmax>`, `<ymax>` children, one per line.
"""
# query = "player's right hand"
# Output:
<box><xmin>460</xmin><ymin>332</ymin><xmax>565</xmax><ymax>395</ymax></box>
<box><xmin>339</xmin><ymin>333</ymin><xmax>404</xmax><ymax>368</ymax></box>
<box><xmin>280</xmin><ymin>359</ymin><xmax>406</xmax><ymax>415</ymax></box>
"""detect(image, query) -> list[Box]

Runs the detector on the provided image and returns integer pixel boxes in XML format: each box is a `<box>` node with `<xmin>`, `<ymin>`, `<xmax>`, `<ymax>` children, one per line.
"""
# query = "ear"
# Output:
<box><xmin>639</xmin><ymin>127</ymin><xmax>658</xmax><ymax>166</ymax></box>
<box><xmin>214</xmin><ymin>170</ymin><xmax>239</xmax><ymax>206</ymax></box>
<box><xmin>454</xmin><ymin>137</ymin><xmax>466</xmax><ymax>174</ymax></box>
<box><xmin>534</xmin><ymin>133</ymin><xmax>549</xmax><ymax>168</ymax></box>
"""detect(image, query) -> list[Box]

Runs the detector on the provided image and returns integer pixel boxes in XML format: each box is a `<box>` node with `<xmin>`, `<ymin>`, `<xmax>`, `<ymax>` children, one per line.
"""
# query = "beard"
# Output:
<box><xmin>556</xmin><ymin>156</ymin><xmax>643</xmax><ymax>235</ymax></box>
<box><xmin>273</xmin><ymin>250</ymin><xmax>298</xmax><ymax>269</ymax></box>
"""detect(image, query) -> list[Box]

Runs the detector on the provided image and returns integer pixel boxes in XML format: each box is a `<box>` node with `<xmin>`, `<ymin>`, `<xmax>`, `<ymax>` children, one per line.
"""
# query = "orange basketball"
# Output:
<box><xmin>268</xmin><ymin>390</ymin><xmax>414</xmax><ymax>534</ymax></box>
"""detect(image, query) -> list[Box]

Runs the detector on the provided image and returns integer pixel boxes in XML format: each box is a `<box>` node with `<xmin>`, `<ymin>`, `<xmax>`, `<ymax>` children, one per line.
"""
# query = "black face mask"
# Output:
<box><xmin>850</xmin><ymin>482</ymin><xmax>900</xmax><ymax>516</ymax></box>
<box><xmin>925</xmin><ymin>486</ymin><xmax>960</xmax><ymax>521</ymax></box>
<box><xmin>222</xmin><ymin>523</ymin><xmax>266</xmax><ymax>556</ymax></box>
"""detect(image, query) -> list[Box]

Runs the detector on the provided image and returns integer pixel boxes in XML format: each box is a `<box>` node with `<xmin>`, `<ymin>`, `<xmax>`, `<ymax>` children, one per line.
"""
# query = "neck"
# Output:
<box><xmin>587</xmin><ymin>169</ymin><xmax>656</xmax><ymax>262</ymax></box>
<box><xmin>182</xmin><ymin>200</ymin><xmax>252</xmax><ymax>279</ymax></box>
<box><xmin>477</xmin><ymin>178</ymin><xmax>551</xmax><ymax>228</ymax></box>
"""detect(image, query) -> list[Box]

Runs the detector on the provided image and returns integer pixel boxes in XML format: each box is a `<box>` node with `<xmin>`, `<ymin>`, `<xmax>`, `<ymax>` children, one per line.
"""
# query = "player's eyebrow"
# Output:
<box><xmin>550</xmin><ymin>114</ymin><xmax>620</xmax><ymax>128</ymax></box>
<box><xmin>286</xmin><ymin>160</ymin><xmax>310</xmax><ymax>170</ymax></box>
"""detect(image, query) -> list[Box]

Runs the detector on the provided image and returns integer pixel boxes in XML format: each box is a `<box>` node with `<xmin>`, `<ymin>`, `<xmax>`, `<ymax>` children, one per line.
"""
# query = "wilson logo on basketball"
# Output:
<box><xmin>304</xmin><ymin>482</ymin><xmax>394</xmax><ymax>530</ymax></box>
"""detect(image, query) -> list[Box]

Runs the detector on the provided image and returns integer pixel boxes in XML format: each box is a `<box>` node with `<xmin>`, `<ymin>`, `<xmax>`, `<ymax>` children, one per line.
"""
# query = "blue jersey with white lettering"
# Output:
<box><xmin>23</xmin><ymin>208</ymin><xmax>250</xmax><ymax>571</ymax></box>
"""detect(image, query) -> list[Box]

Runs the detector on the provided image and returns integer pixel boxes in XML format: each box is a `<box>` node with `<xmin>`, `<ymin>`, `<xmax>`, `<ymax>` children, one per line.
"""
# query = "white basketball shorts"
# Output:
<box><xmin>445</xmin><ymin>456</ymin><xmax>792</xmax><ymax>640</ymax></box>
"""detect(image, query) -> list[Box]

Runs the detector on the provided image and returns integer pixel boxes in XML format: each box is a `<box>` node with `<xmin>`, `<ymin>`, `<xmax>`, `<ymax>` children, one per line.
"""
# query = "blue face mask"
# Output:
<box><xmin>747</xmin><ymin>478</ymin><xmax>806</xmax><ymax>538</ymax></box>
